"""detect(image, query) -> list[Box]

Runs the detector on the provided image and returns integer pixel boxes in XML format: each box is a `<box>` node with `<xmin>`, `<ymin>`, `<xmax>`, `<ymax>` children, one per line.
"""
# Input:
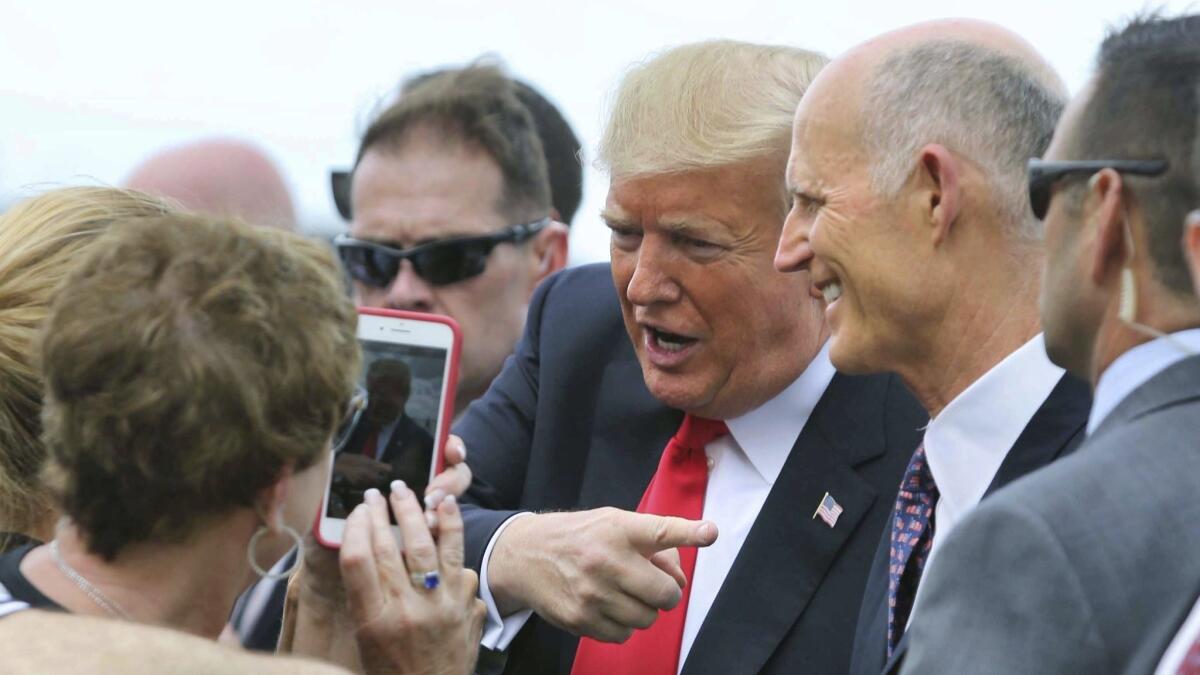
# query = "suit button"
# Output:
<box><xmin>706</xmin><ymin>457</ymin><xmax>715</xmax><ymax>471</ymax></box>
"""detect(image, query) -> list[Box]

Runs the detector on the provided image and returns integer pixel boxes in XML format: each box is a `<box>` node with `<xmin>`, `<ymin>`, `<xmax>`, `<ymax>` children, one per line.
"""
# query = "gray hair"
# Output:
<box><xmin>862</xmin><ymin>40</ymin><xmax>1067</xmax><ymax>240</ymax></box>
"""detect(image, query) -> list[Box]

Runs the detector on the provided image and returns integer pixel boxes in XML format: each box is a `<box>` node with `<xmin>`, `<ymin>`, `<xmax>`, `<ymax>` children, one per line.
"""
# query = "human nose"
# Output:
<box><xmin>775</xmin><ymin>208</ymin><xmax>814</xmax><ymax>273</ymax></box>
<box><xmin>384</xmin><ymin>261</ymin><xmax>435</xmax><ymax>313</ymax></box>
<box><xmin>625</xmin><ymin>238</ymin><xmax>682</xmax><ymax>307</ymax></box>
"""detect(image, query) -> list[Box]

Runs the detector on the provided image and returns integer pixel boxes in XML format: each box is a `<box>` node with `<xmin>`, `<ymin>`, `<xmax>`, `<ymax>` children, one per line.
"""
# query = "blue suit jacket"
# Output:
<box><xmin>456</xmin><ymin>263</ymin><xmax>928</xmax><ymax>675</ymax></box>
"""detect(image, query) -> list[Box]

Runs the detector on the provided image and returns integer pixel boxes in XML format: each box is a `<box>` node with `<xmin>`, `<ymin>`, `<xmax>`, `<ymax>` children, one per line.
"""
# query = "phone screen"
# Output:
<box><xmin>325</xmin><ymin>339</ymin><xmax>448</xmax><ymax>519</ymax></box>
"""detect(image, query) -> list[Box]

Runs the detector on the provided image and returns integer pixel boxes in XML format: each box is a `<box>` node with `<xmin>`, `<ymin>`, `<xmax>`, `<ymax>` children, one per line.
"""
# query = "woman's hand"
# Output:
<box><xmin>341</xmin><ymin>482</ymin><xmax>486</xmax><ymax>675</ymax></box>
<box><xmin>299</xmin><ymin>435</ymin><xmax>473</xmax><ymax>605</ymax></box>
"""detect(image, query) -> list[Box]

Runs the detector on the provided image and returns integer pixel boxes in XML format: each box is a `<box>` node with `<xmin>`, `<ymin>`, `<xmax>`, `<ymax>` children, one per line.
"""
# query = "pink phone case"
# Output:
<box><xmin>312</xmin><ymin>308</ymin><xmax>462</xmax><ymax>549</ymax></box>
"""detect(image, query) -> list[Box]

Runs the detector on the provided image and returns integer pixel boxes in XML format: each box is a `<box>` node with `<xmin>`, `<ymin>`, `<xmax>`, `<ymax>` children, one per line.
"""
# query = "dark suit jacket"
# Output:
<box><xmin>848</xmin><ymin>372</ymin><xmax>1092</xmax><ymax>675</ymax></box>
<box><xmin>343</xmin><ymin>412</ymin><xmax>435</xmax><ymax>489</ymax></box>
<box><xmin>902</xmin><ymin>354</ymin><xmax>1200</xmax><ymax>675</ymax></box>
<box><xmin>455</xmin><ymin>263</ymin><xmax>928</xmax><ymax>675</ymax></box>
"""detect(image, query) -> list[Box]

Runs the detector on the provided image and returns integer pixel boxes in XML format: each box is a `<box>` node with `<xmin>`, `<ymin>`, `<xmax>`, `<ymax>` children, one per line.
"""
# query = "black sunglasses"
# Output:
<box><xmin>1027</xmin><ymin>158</ymin><xmax>1169</xmax><ymax>220</ymax></box>
<box><xmin>330</xmin><ymin>169</ymin><xmax>353</xmax><ymax>220</ymax></box>
<box><xmin>334</xmin><ymin>218</ymin><xmax>550</xmax><ymax>288</ymax></box>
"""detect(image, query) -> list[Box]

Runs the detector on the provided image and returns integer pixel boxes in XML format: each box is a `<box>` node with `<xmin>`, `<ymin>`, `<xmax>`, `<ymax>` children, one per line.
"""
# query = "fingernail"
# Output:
<box><xmin>364</xmin><ymin>488</ymin><xmax>382</xmax><ymax>503</ymax></box>
<box><xmin>442</xmin><ymin>495</ymin><xmax>458</xmax><ymax>513</ymax></box>
<box><xmin>698</xmin><ymin>522</ymin><xmax>715</xmax><ymax>540</ymax></box>
<box><xmin>424</xmin><ymin>489</ymin><xmax>446</xmax><ymax>509</ymax></box>
<box><xmin>425</xmin><ymin>511</ymin><xmax>438</xmax><ymax>529</ymax></box>
<box><xmin>390</xmin><ymin>480</ymin><xmax>408</xmax><ymax>497</ymax></box>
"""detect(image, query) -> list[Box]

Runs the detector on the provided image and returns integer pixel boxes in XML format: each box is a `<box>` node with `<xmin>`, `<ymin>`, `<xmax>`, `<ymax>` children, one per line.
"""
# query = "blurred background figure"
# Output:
<box><xmin>123</xmin><ymin>137</ymin><xmax>297</xmax><ymax>230</ymax></box>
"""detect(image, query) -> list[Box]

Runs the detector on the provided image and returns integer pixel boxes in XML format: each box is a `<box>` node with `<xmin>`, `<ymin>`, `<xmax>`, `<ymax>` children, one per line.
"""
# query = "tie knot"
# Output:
<box><xmin>901</xmin><ymin>444</ymin><xmax>939</xmax><ymax>498</ymax></box>
<box><xmin>674</xmin><ymin>414</ymin><xmax>729</xmax><ymax>453</ymax></box>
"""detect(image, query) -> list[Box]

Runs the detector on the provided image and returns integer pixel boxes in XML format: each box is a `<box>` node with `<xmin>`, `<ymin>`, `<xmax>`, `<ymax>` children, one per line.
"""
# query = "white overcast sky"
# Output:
<box><xmin>0</xmin><ymin>0</ymin><xmax>1189</xmax><ymax>263</ymax></box>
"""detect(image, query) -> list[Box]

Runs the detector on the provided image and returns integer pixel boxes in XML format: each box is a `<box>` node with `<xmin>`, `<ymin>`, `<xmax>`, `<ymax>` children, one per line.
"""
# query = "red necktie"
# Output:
<box><xmin>360</xmin><ymin>431</ymin><xmax>379</xmax><ymax>459</ymax></box>
<box><xmin>571</xmin><ymin>414</ymin><xmax>729</xmax><ymax>675</ymax></box>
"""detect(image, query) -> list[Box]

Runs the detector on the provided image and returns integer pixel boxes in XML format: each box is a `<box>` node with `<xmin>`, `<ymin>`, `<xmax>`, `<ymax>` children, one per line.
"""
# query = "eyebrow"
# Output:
<box><xmin>599</xmin><ymin>210</ymin><xmax>634</xmax><ymax>228</ymax></box>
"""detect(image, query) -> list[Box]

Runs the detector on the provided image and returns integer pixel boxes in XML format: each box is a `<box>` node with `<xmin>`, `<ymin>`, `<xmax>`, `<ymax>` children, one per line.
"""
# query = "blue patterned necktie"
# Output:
<box><xmin>886</xmin><ymin>444</ymin><xmax>939</xmax><ymax>656</ymax></box>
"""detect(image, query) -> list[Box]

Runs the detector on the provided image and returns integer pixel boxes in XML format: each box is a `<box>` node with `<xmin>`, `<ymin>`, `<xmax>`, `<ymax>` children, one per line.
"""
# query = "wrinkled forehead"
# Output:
<box><xmin>787</xmin><ymin>90</ymin><xmax>869</xmax><ymax>190</ymax></box>
<box><xmin>604</xmin><ymin>156</ymin><xmax>789</xmax><ymax>230</ymax></box>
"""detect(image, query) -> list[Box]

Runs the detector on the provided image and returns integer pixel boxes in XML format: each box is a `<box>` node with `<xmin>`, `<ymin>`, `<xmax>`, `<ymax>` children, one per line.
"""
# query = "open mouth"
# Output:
<box><xmin>813</xmin><ymin>271</ymin><xmax>844</xmax><ymax>305</ymax></box>
<box><xmin>820</xmin><ymin>281</ymin><xmax>843</xmax><ymax>304</ymax></box>
<box><xmin>647</xmin><ymin>326</ymin><xmax>699</xmax><ymax>353</ymax></box>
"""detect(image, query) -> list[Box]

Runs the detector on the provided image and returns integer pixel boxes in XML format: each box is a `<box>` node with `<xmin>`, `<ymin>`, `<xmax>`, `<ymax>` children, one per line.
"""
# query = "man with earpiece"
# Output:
<box><xmin>902</xmin><ymin>13</ymin><xmax>1200</xmax><ymax>675</ymax></box>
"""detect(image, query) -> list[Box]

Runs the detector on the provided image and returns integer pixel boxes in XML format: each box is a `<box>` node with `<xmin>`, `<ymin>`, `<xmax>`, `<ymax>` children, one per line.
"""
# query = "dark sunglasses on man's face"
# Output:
<box><xmin>1027</xmin><ymin>158</ymin><xmax>1169</xmax><ymax>220</ymax></box>
<box><xmin>334</xmin><ymin>218</ymin><xmax>550</xmax><ymax>288</ymax></box>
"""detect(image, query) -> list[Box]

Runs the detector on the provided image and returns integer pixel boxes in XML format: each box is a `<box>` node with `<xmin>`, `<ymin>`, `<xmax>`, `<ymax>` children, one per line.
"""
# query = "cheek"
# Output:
<box><xmin>610</xmin><ymin>249</ymin><xmax>635</xmax><ymax>291</ymax></box>
<box><xmin>355</xmin><ymin>284</ymin><xmax>387</xmax><ymax>308</ymax></box>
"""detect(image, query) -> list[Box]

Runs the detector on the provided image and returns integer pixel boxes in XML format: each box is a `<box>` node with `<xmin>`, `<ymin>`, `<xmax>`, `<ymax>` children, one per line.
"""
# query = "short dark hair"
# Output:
<box><xmin>1070</xmin><ymin>13</ymin><xmax>1200</xmax><ymax>296</ymax></box>
<box><xmin>41</xmin><ymin>214</ymin><xmax>360</xmax><ymax>560</ymax></box>
<box><xmin>356</xmin><ymin>65</ymin><xmax>552</xmax><ymax>224</ymax></box>
<box><xmin>512</xmin><ymin>80</ymin><xmax>583</xmax><ymax>225</ymax></box>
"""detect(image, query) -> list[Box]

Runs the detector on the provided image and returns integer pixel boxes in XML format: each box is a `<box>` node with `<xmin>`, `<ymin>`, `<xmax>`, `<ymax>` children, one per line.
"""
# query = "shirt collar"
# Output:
<box><xmin>923</xmin><ymin>334</ymin><xmax>1065</xmax><ymax>528</ymax></box>
<box><xmin>1087</xmin><ymin>328</ymin><xmax>1200</xmax><ymax>435</ymax></box>
<box><xmin>725</xmin><ymin>341</ymin><xmax>837</xmax><ymax>485</ymax></box>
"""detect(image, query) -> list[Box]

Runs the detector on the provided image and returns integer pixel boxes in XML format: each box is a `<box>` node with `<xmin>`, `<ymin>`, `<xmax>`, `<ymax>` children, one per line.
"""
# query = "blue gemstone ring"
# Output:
<box><xmin>410</xmin><ymin>570</ymin><xmax>440</xmax><ymax>591</ymax></box>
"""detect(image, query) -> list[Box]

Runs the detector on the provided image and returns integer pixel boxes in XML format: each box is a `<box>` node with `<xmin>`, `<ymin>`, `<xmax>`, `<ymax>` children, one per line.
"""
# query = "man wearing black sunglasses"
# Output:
<box><xmin>903</xmin><ymin>13</ymin><xmax>1200</xmax><ymax>675</ymax></box>
<box><xmin>339</xmin><ymin>64</ymin><xmax>569</xmax><ymax>419</ymax></box>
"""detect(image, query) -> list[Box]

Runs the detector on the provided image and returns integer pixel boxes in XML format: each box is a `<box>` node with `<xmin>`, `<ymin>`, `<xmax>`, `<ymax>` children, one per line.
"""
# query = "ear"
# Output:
<box><xmin>1185</xmin><ymin>210</ymin><xmax>1200</xmax><ymax>295</ymax></box>
<box><xmin>255</xmin><ymin>464</ymin><xmax>295</xmax><ymax>533</ymax></box>
<box><xmin>1086</xmin><ymin>169</ymin><xmax>1129</xmax><ymax>286</ymax></box>
<box><xmin>914</xmin><ymin>144</ymin><xmax>961</xmax><ymax>247</ymax></box>
<box><xmin>530</xmin><ymin>221</ymin><xmax>569</xmax><ymax>286</ymax></box>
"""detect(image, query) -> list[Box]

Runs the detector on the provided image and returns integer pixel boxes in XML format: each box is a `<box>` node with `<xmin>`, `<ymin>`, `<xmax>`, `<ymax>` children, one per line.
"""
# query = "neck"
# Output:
<box><xmin>901</xmin><ymin>262</ymin><xmax>1042</xmax><ymax>418</ymax></box>
<box><xmin>1090</xmin><ymin>295</ymin><xmax>1200</xmax><ymax>385</ymax></box>
<box><xmin>22</xmin><ymin>517</ymin><xmax>260</xmax><ymax>639</ymax></box>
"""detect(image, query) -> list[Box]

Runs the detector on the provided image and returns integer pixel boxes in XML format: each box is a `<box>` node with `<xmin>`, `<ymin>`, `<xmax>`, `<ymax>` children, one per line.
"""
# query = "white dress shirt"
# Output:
<box><xmin>912</xmin><ymin>334</ymin><xmax>1064</xmax><ymax>619</ymax></box>
<box><xmin>1087</xmin><ymin>328</ymin><xmax>1200</xmax><ymax>436</ymax></box>
<box><xmin>478</xmin><ymin>343</ymin><xmax>838</xmax><ymax>669</ymax></box>
<box><xmin>370</xmin><ymin>418</ymin><xmax>400</xmax><ymax>461</ymax></box>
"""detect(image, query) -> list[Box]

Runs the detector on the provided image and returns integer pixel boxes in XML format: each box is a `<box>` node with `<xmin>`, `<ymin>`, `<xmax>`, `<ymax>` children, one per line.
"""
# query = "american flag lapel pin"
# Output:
<box><xmin>812</xmin><ymin>492</ymin><xmax>843</xmax><ymax>528</ymax></box>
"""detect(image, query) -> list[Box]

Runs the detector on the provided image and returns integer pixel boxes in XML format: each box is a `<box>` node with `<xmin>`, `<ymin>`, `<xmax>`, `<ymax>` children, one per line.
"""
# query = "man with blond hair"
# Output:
<box><xmin>455</xmin><ymin>40</ymin><xmax>925</xmax><ymax>675</ymax></box>
<box><xmin>773</xmin><ymin>19</ymin><xmax>1091</xmax><ymax>674</ymax></box>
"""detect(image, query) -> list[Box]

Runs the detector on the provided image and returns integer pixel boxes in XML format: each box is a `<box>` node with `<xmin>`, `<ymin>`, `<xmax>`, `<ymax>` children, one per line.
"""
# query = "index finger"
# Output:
<box><xmin>626</xmin><ymin>513</ymin><xmax>718</xmax><ymax>555</ymax></box>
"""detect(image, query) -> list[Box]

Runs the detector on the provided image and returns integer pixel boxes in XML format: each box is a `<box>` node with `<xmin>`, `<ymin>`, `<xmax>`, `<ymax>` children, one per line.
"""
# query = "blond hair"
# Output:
<box><xmin>598</xmin><ymin>40</ymin><xmax>827</xmax><ymax>177</ymax></box>
<box><xmin>0</xmin><ymin>187</ymin><xmax>172</xmax><ymax>544</ymax></box>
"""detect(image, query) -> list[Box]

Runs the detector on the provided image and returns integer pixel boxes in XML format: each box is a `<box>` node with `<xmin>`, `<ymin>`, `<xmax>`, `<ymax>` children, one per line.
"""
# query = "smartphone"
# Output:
<box><xmin>315</xmin><ymin>308</ymin><xmax>461</xmax><ymax>548</ymax></box>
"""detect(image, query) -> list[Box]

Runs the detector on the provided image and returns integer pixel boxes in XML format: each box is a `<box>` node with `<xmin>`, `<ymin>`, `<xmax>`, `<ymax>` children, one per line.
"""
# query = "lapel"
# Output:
<box><xmin>856</xmin><ymin>372</ymin><xmax>1091</xmax><ymax>675</ymax></box>
<box><xmin>680</xmin><ymin>373</ymin><xmax>891</xmax><ymax>675</ymax></box>
<box><xmin>850</xmin><ymin>529</ymin><xmax>892</xmax><ymax>675</ymax></box>
<box><xmin>983</xmin><ymin>372</ymin><xmax>1091</xmax><ymax>497</ymax></box>
<box><xmin>1089</xmin><ymin>354</ymin><xmax>1200</xmax><ymax>442</ymax></box>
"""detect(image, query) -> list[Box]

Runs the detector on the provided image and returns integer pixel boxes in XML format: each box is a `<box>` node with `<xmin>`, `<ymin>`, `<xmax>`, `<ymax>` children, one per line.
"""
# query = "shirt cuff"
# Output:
<box><xmin>479</xmin><ymin>511</ymin><xmax>535</xmax><ymax>650</ymax></box>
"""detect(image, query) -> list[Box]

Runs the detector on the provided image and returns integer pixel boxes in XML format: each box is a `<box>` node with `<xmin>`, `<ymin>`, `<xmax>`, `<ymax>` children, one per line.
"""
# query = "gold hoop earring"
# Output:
<box><xmin>247</xmin><ymin>525</ymin><xmax>303</xmax><ymax>579</ymax></box>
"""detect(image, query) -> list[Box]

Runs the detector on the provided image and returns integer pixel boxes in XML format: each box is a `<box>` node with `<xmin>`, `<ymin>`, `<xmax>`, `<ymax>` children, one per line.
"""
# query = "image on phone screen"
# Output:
<box><xmin>326</xmin><ymin>340</ymin><xmax>447</xmax><ymax>519</ymax></box>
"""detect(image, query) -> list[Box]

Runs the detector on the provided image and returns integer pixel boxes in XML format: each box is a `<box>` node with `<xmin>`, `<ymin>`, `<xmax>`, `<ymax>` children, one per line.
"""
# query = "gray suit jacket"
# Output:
<box><xmin>902</xmin><ymin>354</ymin><xmax>1200</xmax><ymax>675</ymax></box>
